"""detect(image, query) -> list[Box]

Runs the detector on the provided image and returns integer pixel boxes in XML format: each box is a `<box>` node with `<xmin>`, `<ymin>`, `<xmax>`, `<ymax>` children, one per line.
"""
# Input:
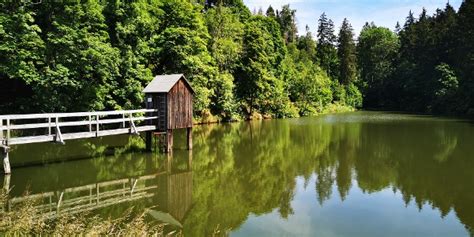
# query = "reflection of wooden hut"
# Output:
<box><xmin>143</xmin><ymin>74</ymin><xmax>194</xmax><ymax>153</ymax></box>
<box><xmin>156</xmin><ymin>154</ymin><xmax>193</xmax><ymax>224</ymax></box>
<box><xmin>157</xmin><ymin>171</ymin><xmax>193</xmax><ymax>222</ymax></box>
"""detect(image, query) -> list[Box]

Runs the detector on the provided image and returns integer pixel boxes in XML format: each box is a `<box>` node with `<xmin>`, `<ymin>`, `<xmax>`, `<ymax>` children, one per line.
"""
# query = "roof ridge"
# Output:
<box><xmin>143</xmin><ymin>74</ymin><xmax>194</xmax><ymax>94</ymax></box>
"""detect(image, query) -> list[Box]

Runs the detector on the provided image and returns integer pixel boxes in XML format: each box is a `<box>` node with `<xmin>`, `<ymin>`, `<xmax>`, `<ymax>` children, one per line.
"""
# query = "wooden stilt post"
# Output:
<box><xmin>160</xmin><ymin>133</ymin><xmax>166</xmax><ymax>153</ymax></box>
<box><xmin>187</xmin><ymin>149</ymin><xmax>193</xmax><ymax>171</ymax></box>
<box><xmin>166</xmin><ymin>152</ymin><xmax>173</xmax><ymax>173</ymax></box>
<box><xmin>154</xmin><ymin>133</ymin><xmax>159</xmax><ymax>152</ymax></box>
<box><xmin>2</xmin><ymin>147</ymin><xmax>10</xmax><ymax>175</ymax></box>
<box><xmin>3</xmin><ymin>174</ymin><xmax>10</xmax><ymax>194</ymax></box>
<box><xmin>2</xmin><ymin>174</ymin><xmax>10</xmax><ymax>213</ymax></box>
<box><xmin>163</xmin><ymin>132</ymin><xmax>167</xmax><ymax>153</ymax></box>
<box><xmin>187</xmin><ymin>127</ymin><xmax>193</xmax><ymax>150</ymax></box>
<box><xmin>145</xmin><ymin>131</ymin><xmax>152</xmax><ymax>152</ymax></box>
<box><xmin>166</xmin><ymin>130</ymin><xmax>173</xmax><ymax>153</ymax></box>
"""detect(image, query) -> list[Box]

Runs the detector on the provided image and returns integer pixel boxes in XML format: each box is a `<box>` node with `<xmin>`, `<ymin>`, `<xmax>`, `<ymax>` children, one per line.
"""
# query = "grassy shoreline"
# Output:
<box><xmin>194</xmin><ymin>103</ymin><xmax>356</xmax><ymax>125</ymax></box>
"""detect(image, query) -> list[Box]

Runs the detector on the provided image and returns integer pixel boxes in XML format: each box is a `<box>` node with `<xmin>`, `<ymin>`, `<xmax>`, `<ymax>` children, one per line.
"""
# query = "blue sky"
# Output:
<box><xmin>243</xmin><ymin>0</ymin><xmax>462</xmax><ymax>36</ymax></box>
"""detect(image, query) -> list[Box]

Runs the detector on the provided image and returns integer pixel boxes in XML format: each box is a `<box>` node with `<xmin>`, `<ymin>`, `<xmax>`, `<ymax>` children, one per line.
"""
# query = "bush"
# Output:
<box><xmin>345</xmin><ymin>83</ymin><xmax>363</xmax><ymax>108</ymax></box>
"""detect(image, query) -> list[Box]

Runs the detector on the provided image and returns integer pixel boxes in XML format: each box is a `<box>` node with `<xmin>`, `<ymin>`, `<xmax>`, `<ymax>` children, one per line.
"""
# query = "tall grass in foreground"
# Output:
<box><xmin>0</xmin><ymin>191</ymin><xmax>182</xmax><ymax>236</ymax></box>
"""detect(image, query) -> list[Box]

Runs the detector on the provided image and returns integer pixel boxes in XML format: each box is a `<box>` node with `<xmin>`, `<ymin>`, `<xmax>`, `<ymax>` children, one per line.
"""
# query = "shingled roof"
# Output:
<box><xmin>143</xmin><ymin>74</ymin><xmax>194</xmax><ymax>94</ymax></box>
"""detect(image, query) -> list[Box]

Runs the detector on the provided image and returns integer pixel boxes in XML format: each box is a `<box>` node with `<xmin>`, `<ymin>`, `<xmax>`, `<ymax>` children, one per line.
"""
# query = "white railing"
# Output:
<box><xmin>0</xmin><ymin>109</ymin><xmax>158</xmax><ymax>146</ymax></box>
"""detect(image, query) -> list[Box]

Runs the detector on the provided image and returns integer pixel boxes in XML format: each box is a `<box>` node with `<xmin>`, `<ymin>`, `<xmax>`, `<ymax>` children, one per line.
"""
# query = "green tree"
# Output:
<box><xmin>392</xmin><ymin>5</ymin><xmax>460</xmax><ymax>113</ymax></box>
<box><xmin>153</xmin><ymin>0</ymin><xmax>217</xmax><ymax>116</ymax></box>
<box><xmin>357</xmin><ymin>24</ymin><xmax>399</xmax><ymax>108</ymax></box>
<box><xmin>316</xmin><ymin>13</ymin><xmax>338</xmax><ymax>80</ymax></box>
<box><xmin>103</xmin><ymin>0</ymin><xmax>162</xmax><ymax>109</ymax></box>
<box><xmin>236</xmin><ymin>15</ymin><xmax>293</xmax><ymax>117</ymax></box>
<box><xmin>205</xmin><ymin>5</ymin><xmax>244</xmax><ymax>119</ymax></box>
<box><xmin>395</xmin><ymin>21</ymin><xmax>401</xmax><ymax>34</ymax></box>
<box><xmin>433</xmin><ymin>63</ymin><xmax>459</xmax><ymax>113</ymax></box>
<box><xmin>37</xmin><ymin>1</ymin><xmax>121</xmax><ymax>112</ymax></box>
<box><xmin>266</xmin><ymin>5</ymin><xmax>276</xmax><ymax>18</ymax></box>
<box><xmin>296</xmin><ymin>25</ymin><xmax>317</xmax><ymax>61</ymax></box>
<box><xmin>337</xmin><ymin>18</ymin><xmax>357</xmax><ymax>85</ymax></box>
<box><xmin>281</xmin><ymin>44</ymin><xmax>332</xmax><ymax>116</ymax></box>
<box><xmin>0</xmin><ymin>2</ymin><xmax>44</xmax><ymax>113</ymax></box>
<box><xmin>345</xmin><ymin>82</ymin><xmax>363</xmax><ymax>108</ymax></box>
<box><xmin>336</xmin><ymin>18</ymin><xmax>361</xmax><ymax>108</ymax></box>
<box><xmin>206</xmin><ymin>6</ymin><xmax>243</xmax><ymax>73</ymax></box>
<box><xmin>277</xmin><ymin>4</ymin><xmax>298</xmax><ymax>44</ymax></box>
<box><xmin>202</xmin><ymin>0</ymin><xmax>251</xmax><ymax>20</ymax></box>
<box><xmin>455</xmin><ymin>0</ymin><xmax>474</xmax><ymax>113</ymax></box>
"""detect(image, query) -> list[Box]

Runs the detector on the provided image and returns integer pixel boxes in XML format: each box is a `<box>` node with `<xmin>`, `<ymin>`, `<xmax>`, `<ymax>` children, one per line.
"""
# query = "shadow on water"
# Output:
<box><xmin>7</xmin><ymin>134</ymin><xmax>149</xmax><ymax>167</ymax></box>
<box><xmin>2</xmin><ymin>112</ymin><xmax>474</xmax><ymax>237</ymax></box>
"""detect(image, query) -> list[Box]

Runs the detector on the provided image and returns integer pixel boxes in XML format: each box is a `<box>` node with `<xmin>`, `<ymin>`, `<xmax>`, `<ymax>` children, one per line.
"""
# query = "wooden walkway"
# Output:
<box><xmin>0</xmin><ymin>109</ymin><xmax>157</xmax><ymax>145</ymax></box>
<box><xmin>0</xmin><ymin>109</ymin><xmax>158</xmax><ymax>174</ymax></box>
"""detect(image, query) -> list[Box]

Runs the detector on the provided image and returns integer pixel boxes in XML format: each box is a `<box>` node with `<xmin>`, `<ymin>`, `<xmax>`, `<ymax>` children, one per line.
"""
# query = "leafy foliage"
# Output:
<box><xmin>277</xmin><ymin>4</ymin><xmax>298</xmax><ymax>44</ymax></box>
<box><xmin>236</xmin><ymin>15</ymin><xmax>291</xmax><ymax>117</ymax></box>
<box><xmin>0</xmin><ymin>2</ymin><xmax>44</xmax><ymax>112</ymax></box>
<box><xmin>281</xmin><ymin>44</ymin><xmax>333</xmax><ymax>116</ymax></box>
<box><xmin>357</xmin><ymin>24</ymin><xmax>399</xmax><ymax>108</ymax></box>
<box><xmin>152</xmin><ymin>0</ymin><xmax>216</xmax><ymax>115</ymax></box>
<box><xmin>205</xmin><ymin>5</ymin><xmax>243</xmax><ymax>120</ymax></box>
<box><xmin>38</xmin><ymin>1</ymin><xmax>121</xmax><ymax>112</ymax></box>
<box><xmin>0</xmin><ymin>0</ymin><xmax>363</xmax><ymax>119</ymax></box>
<box><xmin>355</xmin><ymin>2</ymin><xmax>474</xmax><ymax>115</ymax></box>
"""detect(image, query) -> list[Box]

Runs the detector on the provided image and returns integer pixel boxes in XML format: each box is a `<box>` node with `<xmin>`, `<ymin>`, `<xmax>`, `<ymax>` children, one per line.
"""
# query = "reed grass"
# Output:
<box><xmin>0</xmin><ymin>191</ymin><xmax>182</xmax><ymax>236</ymax></box>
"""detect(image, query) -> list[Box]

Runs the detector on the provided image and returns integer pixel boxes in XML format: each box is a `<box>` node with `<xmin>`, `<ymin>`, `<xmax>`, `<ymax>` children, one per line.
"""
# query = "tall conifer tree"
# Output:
<box><xmin>316</xmin><ymin>13</ymin><xmax>338</xmax><ymax>80</ymax></box>
<box><xmin>278</xmin><ymin>4</ymin><xmax>298</xmax><ymax>44</ymax></box>
<box><xmin>337</xmin><ymin>18</ymin><xmax>357</xmax><ymax>85</ymax></box>
<box><xmin>455</xmin><ymin>0</ymin><xmax>474</xmax><ymax>110</ymax></box>
<box><xmin>266</xmin><ymin>5</ymin><xmax>276</xmax><ymax>18</ymax></box>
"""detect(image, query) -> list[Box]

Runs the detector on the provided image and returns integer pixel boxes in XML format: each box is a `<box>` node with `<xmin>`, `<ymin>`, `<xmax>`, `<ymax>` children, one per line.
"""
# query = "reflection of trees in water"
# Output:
<box><xmin>3</xmin><ymin>149</ymin><xmax>193</xmax><ymax>235</ymax></box>
<box><xmin>434</xmin><ymin>129</ymin><xmax>458</xmax><ymax>163</ymax></box>
<box><xmin>9</xmin><ymin>134</ymin><xmax>145</xmax><ymax>166</ymax></box>
<box><xmin>186</xmin><ymin>116</ymin><xmax>474</xmax><ymax>236</ymax></box>
<box><xmin>5</xmin><ymin>116</ymin><xmax>471</xmax><ymax>236</ymax></box>
<box><xmin>316</xmin><ymin>167</ymin><xmax>334</xmax><ymax>205</ymax></box>
<box><xmin>6</xmin><ymin>136</ymin><xmax>160</xmax><ymax>196</ymax></box>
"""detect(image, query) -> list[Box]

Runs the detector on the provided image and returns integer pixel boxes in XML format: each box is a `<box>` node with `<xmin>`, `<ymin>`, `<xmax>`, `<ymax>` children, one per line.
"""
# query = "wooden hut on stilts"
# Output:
<box><xmin>144</xmin><ymin>74</ymin><xmax>194</xmax><ymax>153</ymax></box>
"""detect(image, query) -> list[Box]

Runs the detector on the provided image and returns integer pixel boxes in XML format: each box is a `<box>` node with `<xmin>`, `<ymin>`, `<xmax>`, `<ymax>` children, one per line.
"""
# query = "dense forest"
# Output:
<box><xmin>359</xmin><ymin>1</ymin><xmax>474</xmax><ymax>114</ymax></box>
<box><xmin>0</xmin><ymin>0</ymin><xmax>473</xmax><ymax>120</ymax></box>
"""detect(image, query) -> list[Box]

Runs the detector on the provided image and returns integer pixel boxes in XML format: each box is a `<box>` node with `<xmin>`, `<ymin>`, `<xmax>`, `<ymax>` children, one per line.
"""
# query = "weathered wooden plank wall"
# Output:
<box><xmin>167</xmin><ymin>79</ymin><xmax>193</xmax><ymax>130</ymax></box>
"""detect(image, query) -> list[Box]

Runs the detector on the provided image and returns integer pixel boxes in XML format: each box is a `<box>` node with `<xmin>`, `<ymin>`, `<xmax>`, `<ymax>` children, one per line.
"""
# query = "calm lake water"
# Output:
<box><xmin>2</xmin><ymin>111</ymin><xmax>474</xmax><ymax>237</ymax></box>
